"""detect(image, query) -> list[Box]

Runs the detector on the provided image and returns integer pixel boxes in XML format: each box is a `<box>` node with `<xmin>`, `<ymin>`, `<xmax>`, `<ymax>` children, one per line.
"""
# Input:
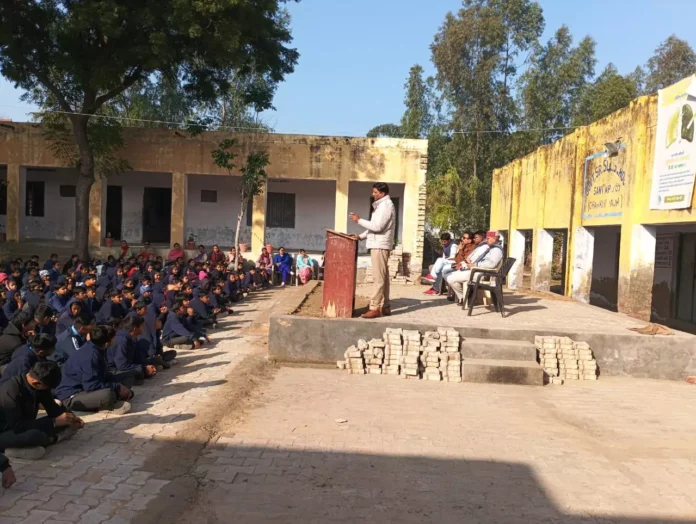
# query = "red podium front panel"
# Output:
<box><xmin>322</xmin><ymin>230</ymin><xmax>358</xmax><ymax>318</ymax></box>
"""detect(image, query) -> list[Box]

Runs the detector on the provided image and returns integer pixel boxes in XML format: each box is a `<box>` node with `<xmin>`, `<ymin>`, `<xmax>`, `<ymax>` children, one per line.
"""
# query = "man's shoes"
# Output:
<box><xmin>361</xmin><ymin>309</ymin><xmax>382</xmax><ymax>319</ymax></box>
<box><xmin>108</xmin><ymin>401</ymin><xmax>132</xmax><ymax>415</ymax></box>
<box><xmin>5</xmin><ymin>447</ymin><xmax>46</xmax><ymax>460</ymax></box>
<box><xmin>423</xmin><ymin>275</ymin><xmax>435</xmax><ymax>283</ymax></box>
<box><xmin>169</xmin><ymin>359</ymin><xmax>179</xmax><ymax>366</ymax></box>
<box><xmin>687</xmin><ymin>376</ymin><xmax>696</xmax><ymax>384</ymax></box>
<box><xmin>423</xmin><ymin>288</ymin><xmax>437</xmax><ymax>295</ymax></box>
<box><xmin>381</xmin><ymin>306</ymin><xmax>391</xmax><ymax>317</ymax></box>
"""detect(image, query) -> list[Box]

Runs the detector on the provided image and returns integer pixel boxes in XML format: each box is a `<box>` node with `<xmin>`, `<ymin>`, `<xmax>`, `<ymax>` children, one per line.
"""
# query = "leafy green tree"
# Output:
<box><xmin>645</xmin><ymin>35</ymin><xmax>696</xmax><ymax>93</ymax></box>
<box><xmin>430</xmin><ymin>0</ymin><xmax>543</xmax><ymax>226</ymax></box>
<box><xmin>573</xmin><ymin>64</ymin><xmax>639</xmax><ymax>126</ymax></box>
<box><xmin>519</xmin><ymin>26</ymin><xmax>596</xmax><ymax>144</ymax></box>
<box><xmin>366</xmin><ymin>124</ymin><xmax>403</xmax><ymax>138</ymax></box>
<box><xmin>0</xmin><ymin>0</ymin><xmax>298</xmax><ymax>258</ymax></box>
<box><xmin>211</xmin><ymin>139</ymin><xmax>269</xmax><ymax>257</ymax></box>
<box><xmin>400</xmin><ymin>66</ymin><xmax>436</xmax><ymax>139</ymax></box>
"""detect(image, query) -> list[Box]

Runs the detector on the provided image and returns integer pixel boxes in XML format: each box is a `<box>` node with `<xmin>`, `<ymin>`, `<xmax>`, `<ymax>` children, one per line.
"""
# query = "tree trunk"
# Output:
<box><xmin>235</xmin><ymin>197</ymin><xmax>245</xmax><ymax>265</ymax></box>
<box><xmin>70</xmin><ymin>116</ymin><xmax>95</xmax><ymax>261</ymax></box>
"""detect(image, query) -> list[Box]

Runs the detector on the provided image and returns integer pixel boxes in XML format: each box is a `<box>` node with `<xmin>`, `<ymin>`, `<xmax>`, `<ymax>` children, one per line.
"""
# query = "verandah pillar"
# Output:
<box><xmin>171</xmin><ymin>171</ymin><xmax>187</xmax><ymax>247</ymax></box>
<box><xmin>5</xmin><ymin>164</ymin><xmax>22</xmax><ymax>243</ymax></box>
<box><xmin>251</xmin><ymin>180</ymin><xmax>267</xmax><ymax>256</ymax></box>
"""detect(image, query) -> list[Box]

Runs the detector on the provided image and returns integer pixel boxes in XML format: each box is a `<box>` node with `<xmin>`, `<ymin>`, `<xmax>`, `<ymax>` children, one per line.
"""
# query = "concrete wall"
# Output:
<box><xmin>490</xmin><ymin>88</ymin><xmax>696</xmax><ymax>321</ymax></box>
<box><xmin>185</xmin><ymin>174</ymin><xmax>249</xmax><ymax>247</ymax></box>
<box><xmin>268</xmin><ymin>314</ymin><xmax>696</xmax><ymax>380</ymax></box>
<box><xmin>265</xmin><ymin>179</ymin><xmax>336</xmax><ymax>252</ymax></box>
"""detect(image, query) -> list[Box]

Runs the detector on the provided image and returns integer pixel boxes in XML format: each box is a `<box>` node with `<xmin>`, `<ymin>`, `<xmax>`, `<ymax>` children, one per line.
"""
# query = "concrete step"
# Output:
<box><xmin>462</xmin><ymin>359</ymin><xmax>544</xmax><ymax>386</ymax></box>
<box><xmin>460</xmin><ymin>338</ymin><xmax>536</xmax><ymax>362</ymax></box>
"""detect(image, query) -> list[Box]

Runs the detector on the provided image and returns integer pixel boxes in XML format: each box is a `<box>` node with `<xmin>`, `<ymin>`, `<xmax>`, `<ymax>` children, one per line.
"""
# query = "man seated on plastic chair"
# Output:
<box><xmin>445</xmin><ymin>231</ymin><xmax>503</xmax><ymax>305</ymax></box>
<box><xmin>423</xmin><ymin>233</ymin><xmax>458</xmax><ymax>295</ymax></box>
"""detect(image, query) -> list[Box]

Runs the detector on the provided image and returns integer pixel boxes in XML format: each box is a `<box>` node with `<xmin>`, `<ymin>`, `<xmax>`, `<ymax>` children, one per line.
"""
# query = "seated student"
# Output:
<box><xmin>97</xmin><ymin>290</ymin><xmax>126</xmax><ymax>324</ymax></box>
<box><xmin>24</xmin><ymin>281</ymin><xmax>43</xmax><ymax>310</ymax></box>
<box><xmin>190</xmin><ymin>294</ymin><xmax>220</xmax><ymax>328</ymax></box>
<box><xmin>54</xmin><ymin>313</ymin><xmax>94</xmax><ymax>364</ymax></box>
<box><xmin>273</xmin><ymin>247</ymin><xmax>293</xmax><ymax>286</ymax></box>
<box><xmin>256</xmin><ymin>262</ymin><xmax>271</xmax><ymax>288</ymax></box>
<box><xmin>48</xmin><ymin>283</ymin><xmax>70</xmax><ymax>315</ymax></box>
<box><xmin>33</xmin><ymin>305</ymin><xmax>56</xmax><ymax>336</ymax></box>
<box><xmin>122</xmin><ymin>289</ymin><xmax>136</xmax><ymax>310</ymax></box>
<box><xmin>107</xmin><ymin>316</ymin><xmax>158</xmax><ymax>384</ymax></box>
<box><xmin>2</xmin><ymin>285</ymin><xmax>22</xmax><ymax>322</ymax></box>
<box><xmin>162</xmin><ymin>302</ymin><xmax>203</xmax><ymax>350</ymax></box>
<box><xmin>65</xmin><ymin>286</ymin><xmax>87</xmax><ymax>311</ymax></box>
<box><xmin>223</xmin><ymin>273</ymin><xmax>242</xmax><ymax>303</ymax></box>
<box><xmin>56</xmin><ymin>326</ymin><xmax>134</xmax><ymax>414</ymax></box>
<box><xmin>0</xmin><ymin>361</ymin><xmax>84</xmax><ymax>460</ymax></box>
<box><xmin>210</xmin><ymin>285</ymin><xmax>234</xmax><ymax>315</ymax></box>
<box><xmin>84</xmin><ymin>286</ymin><xmax>102</xmax><ymax>315</ymax></box>
<box><xmin>56</xmin><ymin>301</ymin><xmax>84</xmax><ymax>336</ymax></box>
<box><xmin>0</xmin><ymin>311</ymin><xmax>35</xmax><ymax>369</ymax></box>
<box><xmin>43</xmin><ymin>254</ymin><xmax>59</xmax><ymax>272</ymax></box>
<box><xmin>0</xmin><ymin>333</ymin><xmax>57</xmax><ymax>386</ymax></box>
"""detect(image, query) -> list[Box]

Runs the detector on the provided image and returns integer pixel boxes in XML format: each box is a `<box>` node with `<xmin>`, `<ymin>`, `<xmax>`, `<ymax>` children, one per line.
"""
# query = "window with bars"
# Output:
<box><xmin>0</xmin><ymin>182</ymin><xmax>6</xmax><ymax>216</ymax></box>
<box><xmin>246</xmin><ymin>199</ymin><xmax>253</xmax><ymax>227</ymax></box>
<box><xmin>26</xmin><ymin>181</ymin><xmax>45</xmax><ymax>217</ymax></box>
<box><xmin>267</xmin><ymin>193</ymin><xmax>296</xmax><ymax>228</ymax></box>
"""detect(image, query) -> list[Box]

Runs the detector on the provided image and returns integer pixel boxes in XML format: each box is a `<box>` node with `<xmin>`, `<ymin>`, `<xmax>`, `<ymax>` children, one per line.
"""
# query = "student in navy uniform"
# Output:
<box><xmin>53</xmin><ymin>314</ymin><xmax>94</xmax><ymax>364</ymax></box>
<box><xmin>2</xmin><ymin>288</ymin><xmax>22</xmax><ymax>321</ymax></box>
<box><xmin>56</xmin><ymin>326</ymin><xmax>134</xmax><ymax>414</ymax></box>
<box><xmin>23</xmin><ymin>282</ymin><xmax>43</xmax><ymax>310</ymax></box>
<box><xmin>190</xmin><ymin>294</ymin><xmax>220</xmax><ymax>328</ymax></box>
<box><xmin>107</xmin><ymin>316</ymin><xmax>158</xmax><ymax>385</ymax></box>
<box><xmin>97</xmin><ymin>290</ymin><xmax>126</xmax><ymax>324</ymax></box>
<box><xmin>84</xmin><ymin>286</ymin><xmax>101</xmax><ymax>315</ymax></box>
<box><xmin>65</xmin><ymin>286</ymin><xmax>87</xmax><ymax>312</ymax></box>
<box><xmin>0</xmin><ymin>311</ymin><xmax>35</xmax><ymax>369</ymax></box>
<box><xmin>0</xmin><ymin>361</ymin><xmax>83</xmax><ymax>460</ymax></box>
<box><xmin>162</xmin><ymin>302</ymin><xmax>202</xmax><ymax>350</ymax></box>
<box><xmin>48</xmin><ymin>284</ymin><xmax>70</xmax><ymax>316</ymax></box>
<box><xmin>34</xmin><ymin>305</ymin><xmax>56</xmax><ymax>337</ymax></box>
<box><xmin>56</xmin><ymin>301</ymin><xmax>84</xmax><ymax>336</ymax></box>
<box><xmin>42</xmin><ymin>254</ymin><xmax>59</xmax><ymax>272</ymax></box>
<box><xmin>0</xmin><ymin>333</ymin><xmax>57</xmax><ymax>386</ymax></box>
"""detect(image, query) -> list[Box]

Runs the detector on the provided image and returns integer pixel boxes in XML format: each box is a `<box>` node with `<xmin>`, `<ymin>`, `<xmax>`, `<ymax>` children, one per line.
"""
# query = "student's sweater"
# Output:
<box><xmin>97</xmin><ymin>300</ymin><xmax>126</xmax><ymax>324</ymax></box>
<box><xmin>0</xmin><ymin>345</ymin><xmax>43</xmax><ymax>386</ymax></box>
<box><xmin>190</xmin><ymin>297</ymin><xmax>213</xmax><ymax>322</ymax></box>
<box><xmin>0</xmin><ymin>324</ymin><xmax>27</xmax><ymax>366</ymax></box>
<box><xmin>56</xmin><ymin>341</ymin><xmax>120</xmax><ymax>400</ymax></box>
<box><xmin>107</xmin><ymin>329</ymin><xmax>142</xmax><ymax>373</ymax></box>
<box><xmin>48</xmin><ymin>293</ymin><xmax>69</xmax><ymax>315</ymax></box>
<box><xmin>56</xmin><ymin>312</ymin><xmax>77</xmax><ymax>336</ymax></box>
<box><xmin>54</xmin><ymin>327</ymin><xmax>87</xmax><ymax>364</ymax></box>
<box><xmin>162</xmin><ymin>313</ymin><xmax>194</xmax><ymax>341</ymax></box>
<box><xmin>0</xmin><ymin>374</ymin><xmax>65</xmax><ymax>434</ymax></box>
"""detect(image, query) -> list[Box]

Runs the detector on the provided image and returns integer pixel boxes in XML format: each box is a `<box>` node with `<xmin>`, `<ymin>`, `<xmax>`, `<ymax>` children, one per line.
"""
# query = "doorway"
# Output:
<box><xmin>550</xmin><ymin>229</ymin><xmax>568</xmax><ymax>296</ymax></box>
<box><xmin>675</xmin><ymin>234</ymin><xmax>696</xmax><ymax>325</ymax></box>
<box><xmin>142</xmin><ymin>187</ymin><xmax>171</xmax><ymax>244</ymax></box>
<box><xmin>590</xmin><ymin>226</ymin><xmax>621</xmax><ymax>311</ymax></box>
<box><xmin>105</xmin><ymin>186</ymin><xmax>122</xmax><ymax>240</ymax></box>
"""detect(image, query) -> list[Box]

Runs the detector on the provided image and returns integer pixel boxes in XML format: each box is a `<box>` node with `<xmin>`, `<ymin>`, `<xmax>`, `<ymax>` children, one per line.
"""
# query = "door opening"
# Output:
<box><xmin>142</xmin><ymin>187</ymin><xmax>172</xmax><ymax>244</ymax></box>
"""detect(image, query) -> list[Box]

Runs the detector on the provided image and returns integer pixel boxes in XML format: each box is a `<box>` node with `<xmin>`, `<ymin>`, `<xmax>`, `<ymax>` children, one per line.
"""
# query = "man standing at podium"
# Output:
<box><xmin>349</xmin><ymin>182</ymin><xmax>395</xmax><ymax>319</ymax></box>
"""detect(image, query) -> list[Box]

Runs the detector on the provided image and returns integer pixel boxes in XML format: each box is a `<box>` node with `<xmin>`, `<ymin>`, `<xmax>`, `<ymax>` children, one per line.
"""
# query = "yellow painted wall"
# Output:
<box><xmin>491</xmin><ymin>88</ymin><xmax>696</xmax><ymax>317</ymax></box>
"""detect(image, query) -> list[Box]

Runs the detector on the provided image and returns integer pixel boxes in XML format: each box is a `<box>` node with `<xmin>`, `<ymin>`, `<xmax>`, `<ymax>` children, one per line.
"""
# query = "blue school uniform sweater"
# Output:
<box><xmin>56</xmin><ymin>341</ymin><xmax>120</xmax><ymax>400</ymax></box>
<box><xmin>0</xmin><ymin>345</ymin><xmax>41</xmax><ymax>386</ymax></box>
<box><xmin>107</xmin><ymin>329</ymin><xmax>142</xmax><ymax>373</ymax></box>
<box><xmin>53</xmin><ymin>327</ymin><xmax>87</xmax><ymax>364</ymax></box>
<box><xmin>162</xmin><ymin>313</ymin><xmax>194</xmax><ymax>341</ymax></box>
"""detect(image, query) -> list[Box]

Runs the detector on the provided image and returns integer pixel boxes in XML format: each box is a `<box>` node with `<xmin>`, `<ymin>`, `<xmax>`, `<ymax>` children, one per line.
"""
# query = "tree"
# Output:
<box><xmin>211</xmin><ymin>139</ymin><xmax>269</xmax><ymax>259</ymax></box>
<box><xmin>645</xmin><ymin>35</ymin><xmax>696</xmax><ymax>93</ymax></box>
<box><xmin>0</xmin><ymin>0</ymin><xmax>298</xmax><ymax>258</ymax></box>
<box><xmin>518</xmin><ymin>26</ymin><xmax>596</xmax><ymax>144</ymax></box>
<box><xmin>366</xmin><ymin>124</ymin><xmax>403</xmax><ymax>138</ymax></box>
<box><xmin>430</xmin><ymin>0</ymin><xmax>543</xmax><ymax>226</ymax></box>
<box><xmin>573</xmin><ymin>64</ymin><xmax>639</xmax><ymax>126</ymax></box>
<box><xmin>400</xmin><ymin>66</ymin><xmax>436</xmax><ymax>139</ymax></box>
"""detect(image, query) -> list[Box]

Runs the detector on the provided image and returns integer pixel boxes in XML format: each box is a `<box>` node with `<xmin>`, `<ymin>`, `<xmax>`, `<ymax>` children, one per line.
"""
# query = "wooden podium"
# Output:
<box><xmin>322</xmin><ymin>229</ymin><xmax>359</xmax><ymax>318</ymax></box>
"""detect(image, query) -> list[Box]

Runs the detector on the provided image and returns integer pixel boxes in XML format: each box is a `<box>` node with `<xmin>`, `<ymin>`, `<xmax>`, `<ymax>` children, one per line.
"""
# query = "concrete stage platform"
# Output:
<box><xmin>268</xmin><ymin>284</ymin><xmax>696</xmax><ymax>381</ymax></box>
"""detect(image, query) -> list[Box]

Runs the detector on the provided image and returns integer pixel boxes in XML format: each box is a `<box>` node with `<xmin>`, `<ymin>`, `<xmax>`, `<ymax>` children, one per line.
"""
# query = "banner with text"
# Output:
<box><xmin>651</xmin><ymin>75</ymin><xmax>696</xmax><ymax>210</ymax></box>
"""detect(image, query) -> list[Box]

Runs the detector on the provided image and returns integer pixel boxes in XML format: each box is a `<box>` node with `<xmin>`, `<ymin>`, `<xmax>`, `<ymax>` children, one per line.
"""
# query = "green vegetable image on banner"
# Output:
<box><xmin>681</xmin><ymin>104</ymin><xmax>694</xmax><ymax>143</ymax></box>
<box><xmin>667</xmin><ymin>109</ymin><xmax>679</xmax><ymax>148</ymax></box>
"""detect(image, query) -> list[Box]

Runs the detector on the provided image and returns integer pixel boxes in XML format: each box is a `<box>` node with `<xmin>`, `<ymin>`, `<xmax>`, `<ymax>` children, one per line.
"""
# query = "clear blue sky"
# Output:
<box><xmin>1</xmin><ymin>0</ymin><xmax>694</xmax><ymax>136</ymax></box>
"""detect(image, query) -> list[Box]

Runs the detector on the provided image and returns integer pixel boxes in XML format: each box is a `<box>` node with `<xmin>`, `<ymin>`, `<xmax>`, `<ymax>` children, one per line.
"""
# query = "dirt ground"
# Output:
<box><xmin>293</xmin><ymin>282</ymin><xmax>371</xmax><ymax>318</ymax></box>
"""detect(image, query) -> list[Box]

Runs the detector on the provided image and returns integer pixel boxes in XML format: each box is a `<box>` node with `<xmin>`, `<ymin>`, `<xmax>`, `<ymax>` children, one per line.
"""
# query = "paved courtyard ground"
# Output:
<box><xmin>190</xmin><ymin>368</ymin><xmax>696</xmax><ymax>523</ymax></box>
<box><xmin>0</xmin><ymin>285</ymin><xmax>695</xmax><ymax>523</ymax></box>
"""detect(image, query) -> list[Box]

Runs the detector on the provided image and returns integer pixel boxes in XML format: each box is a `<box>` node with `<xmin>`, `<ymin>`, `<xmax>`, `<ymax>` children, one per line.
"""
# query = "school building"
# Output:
<box><xmin>0</xmin><ymin>123</ymin><xmax>428</xmax><ymax>273</ymax></box>
<box><xmin>490</xmin><ymin>76</ymin><xmax>696</xmax><ymax>332</ymax></box>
